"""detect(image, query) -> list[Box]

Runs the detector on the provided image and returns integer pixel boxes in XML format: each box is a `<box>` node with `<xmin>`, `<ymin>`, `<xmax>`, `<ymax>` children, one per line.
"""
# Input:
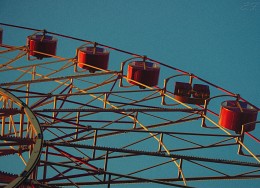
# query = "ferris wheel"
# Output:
<box><xmin>0</xmin><ymin>23</ymin><xmax>259</xmax><ymax>188</ymax></box>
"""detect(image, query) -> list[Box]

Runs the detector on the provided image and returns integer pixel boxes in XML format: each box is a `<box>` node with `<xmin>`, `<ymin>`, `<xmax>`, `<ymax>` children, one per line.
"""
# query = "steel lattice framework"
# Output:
<box><xmin>0</xmin><ymin>23</ymin><xmax>259</xmax><ymax>188</ymax></box>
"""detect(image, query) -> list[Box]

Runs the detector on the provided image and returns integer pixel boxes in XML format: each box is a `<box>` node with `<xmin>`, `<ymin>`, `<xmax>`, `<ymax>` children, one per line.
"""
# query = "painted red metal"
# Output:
<box><xmin>174</xmin><ymin>82</ymin><xmax>192</xmax><ymax>97</ymax></box>
<box><xmin>0</xmin><ymin>28</ymin><xmax>3</xmax><ymax>44</ymax></box>
<box><xmin>193</xmin><ymin>84</ymin><xmax>210</xmax><ymax>99</ymax></box>
<box><xmin>219</xmin><ymin>100</ymin><xmax>258</xmax><ymax>133</ymax></box>
<box><xmin>27</xmin><ymin>35</ymin><xmax>57</xmax><ymax>59</ymax></box>
<box><xmin>174</xmin><ymin>82</ymin><xmax>210</xmax><ymax>105</ymax></box>
<box><xmin>174</xmin><ymin>82</ymin><xmax>193</xmax><ymax>104</ymax></box>
<box><xmin>127</xmin><ymin>61</ymin><xmax>160</xmax><ymax>88</ymax></box>
<box><xmin>77</xmin><ymin>47</ymin><xmax>109</xmax><ymax>73</ymax></box>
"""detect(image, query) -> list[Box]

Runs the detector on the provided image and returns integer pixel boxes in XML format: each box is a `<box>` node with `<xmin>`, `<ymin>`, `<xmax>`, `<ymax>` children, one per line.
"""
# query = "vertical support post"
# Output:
<box><xmin>161</xmin><ymin>79</ymin><xmax>167</xmax><ymax>105</ymax></box>
<box><xmin>119</xmin><ymin>60</ymin><xmax>130</xmax><ymax>88</ymax></box>
<box><xmin>158</xmin><ymin>133</ymin><xmax>164</xmax><ymax>152</ymax></box>
<box><xmin>107</xmin><ymin>174</ymin><xmax>111</xmax><ymax>188</ymax></box>
<box><xmin>8</xmin><ymin>113</ymin><xmax>12</xmax><ymax>134</ymax></box>
<box><xmin>103</xmin><ymin>93</ymin><xmax>108</xmax><ymax>108</ymax></box>
<box><xmin>235</xmin><ymin>94</ymin><xmax>243</xmax><ymax>108</ymax></box>
<box><xmin>32</xmin><ymin>66</ymin><xmax>36</xmax><ymax>80</ymax></box>
<box><xmin>53</xmin><ymin>96</ymin><xmax>57</xmax><ymax>123</ymax></box>
<box><xmin>8</xmin><ymin>101</ymin><xmax>13</xmax><ymax>135</ymax></box>
<box><xmin>93</xmin><ymin>42</ymin><xmax>97</xmax><ymax>54</ymax></box>
<box><xmin>43</xmin><ymin>146</ymin><xmax>49</xmax><ymax>183</ymax></box>
<box><xmin>1</xmin><ymin>97</ymin><xmax>7</xmax><ymax>136</ymax></box>
<box><xmin>103</xmin><ymin>150</ymin><xmax>109</xmax><ymax>182</ymax></box>
<box><xmin>74</xmin><ymin>55</ymin><xmax>78</xmax><ymax>73</ymax></box>
<box><xmin>189</xmin><ymin>74</ymin><xmax>193</xmax><ymax>85</ymax></box>
<box><xmin>92</xmin><ymin>130</ymin><xmax>98</xmax><ymax>159</ymax></box>
<box><xmin>30</xmin><ymin>124</ymin><xmax>33</xmax><ymax>139</ymax></box>
<box><xmin>31</xmin><ymin>161</ymin><xmax>39</xmax><ymax>180</ymax></box>
<box><xmin>26</xmin><ymin>83</ymin><xmax>30</xmax><ymax>105</ymax></box>
<box><xmin>27</xmin><ymin>36</ymin><xmax>31</xmax><ymax>61</ymax></box>
<box><xmin>178</xmin><ymin>159</ymin><xmax>183</xmax><ymax>179</ymax></box>
<box><xmin>75</xmin><ymin>112</ymin><xmax>80</xmax><ymax>139</ymax></box>
<box><xmin>201</xmin><ymin>99</ymin><xmax>208</xmax><ymax>128</ymax></box>
<box><xmin>29</xmin><ymin>124</ymin><xmax>34</xmax><ymax>157</ymax></box>
<box><xmin>238</xmin><ymin>124</ymin><xmax>245</xmax><ymax>155</ymax></box>
<box><xmin>119</xmin><ymin>62</ymin><xmax>124</xmax><ymax>87</ymax></box>
<box><xmin>19</xmin><ymin>107</ymin><xmax>24</xmax><ymax>138</ymax></box>
<box><xmin>0</xmin><ymin>120</ymin><xmax>4</xmax><ymax>137</ymax></box>
<box><xmin>70</xmin><ymin>78</ymin><xmax>73</xmax><ymax>94</ymax></box>
<box><xmin>143</xmin><ymin>55</ymin><xmax>147</xmax><ymax>70</ymax></box>
<box><xmin>26</xmin><ymin>118</ymin><xmax>30</xmax><ymax>138</ymax></box>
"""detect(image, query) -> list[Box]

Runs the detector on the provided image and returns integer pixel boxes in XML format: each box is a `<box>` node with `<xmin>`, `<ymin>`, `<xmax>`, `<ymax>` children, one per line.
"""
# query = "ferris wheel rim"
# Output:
<box><xmin>0</xmin><ymin>87</ymin><xmax>43</xmax><ymax>188</ymax></box>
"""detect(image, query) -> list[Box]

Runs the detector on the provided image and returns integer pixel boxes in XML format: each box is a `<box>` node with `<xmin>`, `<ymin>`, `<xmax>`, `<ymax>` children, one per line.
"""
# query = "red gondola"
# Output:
<box><xmin>77</xmin><ymin>46</ymin><xmax>109</xmax><ymax>73</ymax></box>
<box><xmin>193</xmin><ymin>84</ymin><xmax>210</xmax><ymax>99</ymax></box>
<box><xmin>219</xmin><ymin>100</ymin><xmax>258</xmax><ymax>133</ymax></box>
<box><xmin>174</xmin><ymin>82</ymin><xmax>210</xmax><ymax>105</ymax></box>
<box><xmin>127</xmin><ymin>61</ymin><xmax>160</xmax><ymax>89</ymax></box>
<box><xmin>174</xmin><ymin>82</ymin><xmax>192</xmax><ymax>97</ymax></box>
<box><xmin>0</xmin><ymin>28</ymin><xmax>3</xmax><ymax>44</ymax></box>
<box><xmin>27</xmin><ymin>35</ymin><xmax>57</xmax><ymax>59</ymax></box>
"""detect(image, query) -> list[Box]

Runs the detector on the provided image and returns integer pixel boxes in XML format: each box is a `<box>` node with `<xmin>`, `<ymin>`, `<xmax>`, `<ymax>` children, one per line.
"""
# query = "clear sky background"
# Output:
<box><xmin>1</xmin><ymin>0</ymin><xmax>260</xmax><ymax>187</ymax></box>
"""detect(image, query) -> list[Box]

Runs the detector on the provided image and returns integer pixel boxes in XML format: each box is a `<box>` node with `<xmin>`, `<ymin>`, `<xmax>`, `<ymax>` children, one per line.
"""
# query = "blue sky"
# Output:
<box><xmin>1</xmin><ymin>0</ymin><xmax>260</xmax><ymax>187</ymax></box>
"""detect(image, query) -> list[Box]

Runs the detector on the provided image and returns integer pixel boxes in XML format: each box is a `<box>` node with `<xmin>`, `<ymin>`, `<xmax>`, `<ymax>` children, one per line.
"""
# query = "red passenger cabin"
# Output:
<box><xmin>219</xmin><ymin>100</ymin><xmax>258</xmax><ymax>133</ymax></box>
<box><xmin>127</xmin><ymin>61</ymin><xmax>160</xmax><ymax>89</ymax></box>
<box><xmin>174</xmin><ymin>82</ymin><xmax>210</xmax><ymax>105</ymax></box>
<box><xmin>27</xmin><ymin>34</ymin><xmax>57</xmax><ymax>59</ymax></box>
<box><xmin>193</xmin><ymin>84</ymin><xmax>210</xmax><ymax>99</ymax></box>
<box><xmin>77</xmin><ymin>46</ymin><xmax>110</xmax><ymax>73</ymax></box>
